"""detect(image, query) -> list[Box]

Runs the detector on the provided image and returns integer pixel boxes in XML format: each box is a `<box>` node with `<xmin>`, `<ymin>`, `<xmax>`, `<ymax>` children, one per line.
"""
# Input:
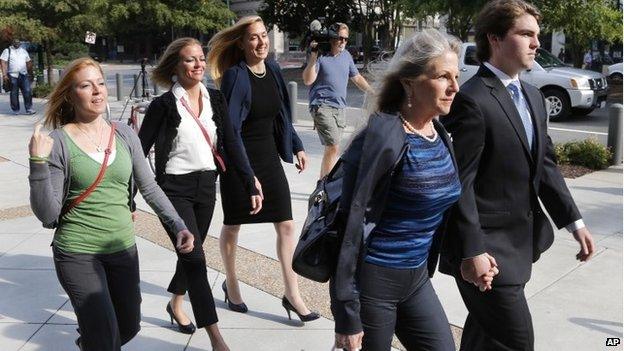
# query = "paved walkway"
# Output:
<box><xmin>0</xmin><ymin>93</ymin><xmax>621</xmax><ymax>350</ymax></box>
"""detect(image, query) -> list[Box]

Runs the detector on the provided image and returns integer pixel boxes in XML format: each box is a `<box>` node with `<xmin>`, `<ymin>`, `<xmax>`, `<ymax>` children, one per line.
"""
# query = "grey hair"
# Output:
<box><xmin>371</xmin><ymin>29</ymin><xmax>461</xmax><ymax>114</ymax></box>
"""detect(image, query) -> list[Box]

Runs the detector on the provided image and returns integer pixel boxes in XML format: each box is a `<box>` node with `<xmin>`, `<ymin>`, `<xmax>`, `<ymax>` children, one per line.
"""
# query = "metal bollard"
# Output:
<box><xmin>57</xmin><ymin>69</ymin><xmax>62</xmax><ymax>82</ymax></box>
<box><xmin>288</xmin><ymin>81</ymin><xmax>298</xmax><ymax>123</ymax></box>
<box><xmin>607</xmin><ymin>103</ymin><xmax>623</xmax><ymax>165</ymax></box>
<box><xmin>116</xmin><ymin>73</ymin><xmax>122</xmax><ymax>101</ymax></box>
<box><xmin>133</xmin><ymin>74</ymin><xmax>140</xmax><ymax>98</ymax></box>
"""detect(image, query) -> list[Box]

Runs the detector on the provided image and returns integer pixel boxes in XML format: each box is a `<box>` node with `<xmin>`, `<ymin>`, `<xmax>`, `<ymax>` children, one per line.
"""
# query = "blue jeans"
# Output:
<box><xmin>9</xmin><ymin>73</ymin><xmax>33</xmax><ymax>112</ymax></box>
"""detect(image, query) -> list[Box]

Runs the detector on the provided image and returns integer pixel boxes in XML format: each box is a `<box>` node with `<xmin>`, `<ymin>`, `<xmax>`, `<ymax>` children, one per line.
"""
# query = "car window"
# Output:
<box><xmin>464</xmin><ymin>46</ymin><xmax>480</xmax><ymax>66</ymax></box>
<box><xmin>535</xmin><ymin>48</ymin><xmax>566</xmax><ymax>68</ymax></box>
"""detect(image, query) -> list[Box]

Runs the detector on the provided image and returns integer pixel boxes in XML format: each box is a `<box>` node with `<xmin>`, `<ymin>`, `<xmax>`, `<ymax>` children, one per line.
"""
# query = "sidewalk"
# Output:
<box><xmin>0</xmin><ymin>94</ymin><xmax>621</xmax><ymax>350</ymax></box>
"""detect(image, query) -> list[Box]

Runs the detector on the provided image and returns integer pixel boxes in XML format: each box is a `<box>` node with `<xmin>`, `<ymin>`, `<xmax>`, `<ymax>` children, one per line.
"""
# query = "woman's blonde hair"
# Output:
<box><xmin>43</xmin><ymin>57</ymin><xmax>105</xmax><ymax>129</ymax></box>
<box><xmin>207</xmin><ymin>16</ymin><xmax>264</xmax><ymax>86</ymax></box>
<box><xmin>152</xmin><ymin>37</ymin><xmax>202</xmax><ymax>88</ymax></box>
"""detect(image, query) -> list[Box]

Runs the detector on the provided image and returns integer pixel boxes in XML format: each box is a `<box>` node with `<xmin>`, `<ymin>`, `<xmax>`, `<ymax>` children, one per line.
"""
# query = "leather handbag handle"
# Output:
<box><xmin>61</xmin><ymin>122</ymin><xmax>116</xmax><ymax>216</ymax></box>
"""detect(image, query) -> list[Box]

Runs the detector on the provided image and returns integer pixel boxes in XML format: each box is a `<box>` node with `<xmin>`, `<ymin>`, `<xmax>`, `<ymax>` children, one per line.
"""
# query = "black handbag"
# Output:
<box><xmin>292</xmin><ymin>159</ymin><xmax>345</xmax><ymax>282</ymax></box>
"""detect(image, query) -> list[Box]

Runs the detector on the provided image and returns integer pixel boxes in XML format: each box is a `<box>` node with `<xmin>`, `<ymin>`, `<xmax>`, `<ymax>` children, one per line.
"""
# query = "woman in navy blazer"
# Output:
<box><xmin>207</xmin><ymin>15</ymin><xmax>319</xmax><ymax>322</ymax></box>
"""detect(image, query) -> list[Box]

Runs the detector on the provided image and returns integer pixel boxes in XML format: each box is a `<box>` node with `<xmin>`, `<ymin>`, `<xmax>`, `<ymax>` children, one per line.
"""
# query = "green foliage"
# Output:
<box><xmin>32</xmin><ymin>82</ymin><xmax>53</xmax><ymax>98</ymax></box>
<box><xmin>555</xmin><ymin>139</ymin><xmax>613</xmax><ymax>170</ymax></box>
<box><xmin>52</xmin><ymin>41</ymin><xmax>89</xmax><ymax>62</ymax></box>
<box><xmin>108</xmin><ymin>0</ymin><xmax>234</xmax><ymax>36</ymax></box>
<box><xmin>259</xmin><ymin>0</ymin><xmax>362</xmax><ymax>38</ymax></box>
<box><xmin>535</xmin><ymin>0</ymin><xmax>622</xmax><ymax>67</ymax></box>
<box><xmin>402</xmin><ymin>0</ymin><xmax>487</xmax><ymax>41</ymax></box>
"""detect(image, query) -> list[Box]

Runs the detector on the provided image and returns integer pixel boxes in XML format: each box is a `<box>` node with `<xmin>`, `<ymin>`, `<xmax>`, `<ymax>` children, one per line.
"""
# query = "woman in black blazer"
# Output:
<box><xmin>330</xmin><ymin>30</ymin><xmax>496</xmax><ymax>351</ymax></box>
<box><xmin>139</xmin><ymin>37</ymin><xmax>260</xmax><ymax>351</ymax></box>
<box><xmin>206</xmin><ymin>16</ymin><xmax>318</xmax><ymax>322</ymax></box>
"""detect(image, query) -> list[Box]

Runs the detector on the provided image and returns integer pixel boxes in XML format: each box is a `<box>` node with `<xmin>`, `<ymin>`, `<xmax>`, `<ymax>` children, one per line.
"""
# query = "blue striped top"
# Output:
<box><xmin>365</xmin><ymin>133</ymin><xmax>461</xmax><ymax>269</ymax></box>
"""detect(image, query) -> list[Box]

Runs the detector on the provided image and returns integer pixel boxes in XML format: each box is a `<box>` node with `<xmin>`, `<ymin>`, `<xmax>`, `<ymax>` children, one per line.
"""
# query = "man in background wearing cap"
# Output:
<box><xmin>1</xmin><ymin>39</ymin><xmax>35</xmax><ymax>115</ymax></box>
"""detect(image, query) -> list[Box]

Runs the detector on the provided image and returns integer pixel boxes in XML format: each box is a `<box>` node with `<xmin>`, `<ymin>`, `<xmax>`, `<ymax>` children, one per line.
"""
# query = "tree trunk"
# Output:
<box><xmin>44</xmin><ymin>41</ymin><xmax>53</xmax><ymax>85</ymax></box>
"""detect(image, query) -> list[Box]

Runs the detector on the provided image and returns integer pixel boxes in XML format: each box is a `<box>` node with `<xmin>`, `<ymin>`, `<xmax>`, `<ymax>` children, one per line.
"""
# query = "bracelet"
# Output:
<box><xmin>29</xmin><ymin>156</ymin><xmax>48</xmax><ymax>163</ymax></box>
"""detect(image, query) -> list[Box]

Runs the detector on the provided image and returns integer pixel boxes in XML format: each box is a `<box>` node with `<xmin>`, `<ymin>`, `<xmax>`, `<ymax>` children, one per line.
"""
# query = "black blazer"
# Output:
<box><xmin>330</xmin><ymin>112</ymin><xmax>457</xmax><ymax>334</ymax></box>
<box><xmin>138</xmin><ymin>88</ymin><xmax>257</xmax><ymax>196</ymax></box>
<box><xmin>439</xmin><ymin>65</ymin><xmax>581</xmax><ymax>285</ymax></box>
<box><xmin>220</xmin><ymin>59</ymin><xmax>304</xmax><ymax>164</ymax></box>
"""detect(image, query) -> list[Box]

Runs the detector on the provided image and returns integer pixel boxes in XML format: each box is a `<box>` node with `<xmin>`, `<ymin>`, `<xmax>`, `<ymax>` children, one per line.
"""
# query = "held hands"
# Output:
<box><xmin>335</xmin><ymin>331</ymin><xmax>363</xmax><ymax>351</ymax></box>
<box><xmin>250</xmin><ymin>176</ymin><xmax>264</xmax><ymax>215</ymax></box>
<box><xmin>296</xmin><ymin>151</ymin><xmax>308</xmax><ymax>173</ymax></box>
<box><xmin>29</xmin><ymin>124</ymin><xmax>54</xmax><ymax>158</ymax></box>
<box><xmin>573</xmin><ymin>227</ymin><xmax>595</xmax><ymax>262</ymax></box>
<box><xmin>175</xmin><ymin>229</ymin><xmax>194</xmax><ymax>254</ymax></box>
<box><xmin>461</xmin><ymin>253</ymin><xmax>499</xmax><ymax>292</ymax></box>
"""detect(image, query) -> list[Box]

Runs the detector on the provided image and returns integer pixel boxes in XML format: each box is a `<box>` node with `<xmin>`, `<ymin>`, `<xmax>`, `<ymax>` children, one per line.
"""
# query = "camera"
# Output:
<box><xmin>302</xmin><ymin>19</ymin><xmax>340</xmax><ymax>55</ymax></box>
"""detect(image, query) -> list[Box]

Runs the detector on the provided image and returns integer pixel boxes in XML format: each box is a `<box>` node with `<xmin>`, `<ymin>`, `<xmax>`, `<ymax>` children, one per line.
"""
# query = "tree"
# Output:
<box><xmin>259</xmin><ymin>0</ymin><xmax>360</xmax><ymax>39</ymax></box>
<box><xmin>108</xmin><ymin>0</ymin><xmax>234</xmax><ymax>59</ymax></box>
<box><xmin>0</xmin><ymin>0</ymin><xmax>108</xmax><ymax>83</ymax></box>
<box><xmin>536</xmin><ymin>0</ymin><xmax>623</xmax><ymax>67</ymax></box>
<box><xmin>260</xmin><ymin>0</ymin><xmax>406</xmax><ymax>66</ymax></box>
<box><xmin>402</xmin><ymin>0</ymin><xmax>486</xmax><ymax>41</ymax></box>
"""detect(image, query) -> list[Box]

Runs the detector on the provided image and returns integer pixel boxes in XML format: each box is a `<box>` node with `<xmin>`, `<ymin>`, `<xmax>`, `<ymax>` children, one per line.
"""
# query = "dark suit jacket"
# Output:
<box><xmin>331</xmin><ymin>113</ymin><xmax>457</xmax><ymax>334</ymax></box>
<box><xmin>219</xmin><ymin>59</ymin><xmax>304</xmax><ymax>164</ymax></box>
<box><xmin>138</xmin><ymin>88</ymin><xmax>257</xmax><ymax>196</ymax></box>
<box><xmin>439</xmin><ymin>65</ymin><xmax>581</xmax><ymax>285</ymax></box>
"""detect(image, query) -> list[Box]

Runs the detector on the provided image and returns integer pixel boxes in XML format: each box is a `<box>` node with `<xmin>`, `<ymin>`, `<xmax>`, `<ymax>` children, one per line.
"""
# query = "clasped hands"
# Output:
<box><xmin>461</xmin><ymin>253</ymin><xmax>499</xmax><ymax>292</ymax></box>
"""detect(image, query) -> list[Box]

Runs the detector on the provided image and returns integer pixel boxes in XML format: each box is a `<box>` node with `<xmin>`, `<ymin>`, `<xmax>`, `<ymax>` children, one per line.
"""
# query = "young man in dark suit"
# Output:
<box><xmin>439</xmin><ymin>1</ymin><xmax>595</xmax><ymax>350</ymax></box>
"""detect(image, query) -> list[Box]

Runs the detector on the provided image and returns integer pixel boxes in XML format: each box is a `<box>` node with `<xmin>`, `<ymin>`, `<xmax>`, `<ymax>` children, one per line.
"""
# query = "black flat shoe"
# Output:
<box><xmin>166</xmin><ymin>302</ymin><xmax>196</xmax><ymax>334</ymax></box>
<box><xmin>222</xmin><ymin>280</ymin><xmax>248</xmax><ymax>313</ymax></box>
<box><xmin>282</xmin><ymin>296</ymin><xmax>320</xmax><ymax>323</ymax></box>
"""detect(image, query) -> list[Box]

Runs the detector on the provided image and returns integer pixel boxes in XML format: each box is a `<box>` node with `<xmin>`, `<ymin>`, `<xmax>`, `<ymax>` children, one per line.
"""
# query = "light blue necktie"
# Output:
<box><xmin>507</xmin><ymin>82</ymin><xmax>534</xmax><ymax>149</ymax></box>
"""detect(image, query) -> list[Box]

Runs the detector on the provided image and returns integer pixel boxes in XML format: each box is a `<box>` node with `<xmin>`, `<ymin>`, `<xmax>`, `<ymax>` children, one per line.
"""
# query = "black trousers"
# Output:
<box><xmin>53</xmin><ymin>245</ymin><xmax>141</xmax><ymax>351</ymax></box>
<box><xmin>358</xmin><ymin>261</ymin><xmax>455</xmax><ymax>351</ymax></box>
<box><xmin>160</xmin><ymin>170</ymin><xmax>218</xmax><ymax>328</ymax></box>
<box><xmin>456</xmin><ymin>278</ymin><xmax>534</xmax><ymax>351</ymax></box>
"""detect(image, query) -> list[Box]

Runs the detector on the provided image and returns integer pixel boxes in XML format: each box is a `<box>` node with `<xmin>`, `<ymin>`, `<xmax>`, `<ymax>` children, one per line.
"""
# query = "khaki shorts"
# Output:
<box><xmin>310</xmin><ymin>105</ymin><xmax>346</xmax><ymax>146</ymax></box>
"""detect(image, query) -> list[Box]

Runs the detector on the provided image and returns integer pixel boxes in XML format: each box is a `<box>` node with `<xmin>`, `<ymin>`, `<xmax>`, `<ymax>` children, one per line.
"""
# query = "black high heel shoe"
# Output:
<box><xmin>222</xmin><ymin>281</ymin><xmax>248</xmax><ymax>313</ymax></box>
<box><xmin>282</xmin><ymin>296</ymin><xmax>320</xmax><ymax>322</ymax></box>
<box><xmin>166</xmin><ymin>302</ymin><xmax>196</xmax><ymax>334</ymax></box>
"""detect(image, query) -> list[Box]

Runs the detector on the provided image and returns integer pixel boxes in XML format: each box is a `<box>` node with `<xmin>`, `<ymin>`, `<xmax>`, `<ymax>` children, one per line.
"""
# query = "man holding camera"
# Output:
<box><xmin>303</xmin><ymin>23</ymin><xmax>372</xmax><ymax>178</ymax></box>
<box><xmin>1</xmin><ymin>39</ymin><xmax>35</xmax><ymax>115</ymax></box>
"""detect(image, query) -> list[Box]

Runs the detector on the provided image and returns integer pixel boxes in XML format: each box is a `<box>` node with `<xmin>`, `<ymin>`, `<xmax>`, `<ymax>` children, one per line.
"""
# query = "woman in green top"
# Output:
<box><xmin>28</xmin><ymin>57</ymin><xmax>194</xmax><ymax>351</ymax></box>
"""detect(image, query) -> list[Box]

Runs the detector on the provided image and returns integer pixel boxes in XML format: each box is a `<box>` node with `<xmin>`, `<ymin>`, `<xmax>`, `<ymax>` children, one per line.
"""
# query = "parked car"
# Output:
<box><xmin>607</xmin><ymin>62</ymin><xmax>623</xmax><ymax>81</ymax></box>
<box><xmin>458</xmin><ymin>43</ymin><xmax>608</xmax><ymax>121</ymax></box>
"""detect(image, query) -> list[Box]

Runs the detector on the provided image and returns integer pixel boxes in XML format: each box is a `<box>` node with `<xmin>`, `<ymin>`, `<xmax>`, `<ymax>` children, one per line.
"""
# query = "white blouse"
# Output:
<box><xmin>165</xmin><ymin>82</ymin><xmax>218</xmax><ymax>174</ymax></box>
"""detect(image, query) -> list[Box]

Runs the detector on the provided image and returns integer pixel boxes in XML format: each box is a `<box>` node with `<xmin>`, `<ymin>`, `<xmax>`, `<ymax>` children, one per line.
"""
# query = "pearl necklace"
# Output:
<box><xmin>399</xmin><ymin>114</ymin><xmax>438</xmax><ymax>142</ymax></box>
<box><xmin>246</xmin><ymin>64</ymin><xmax>266</xmax><ymax>79</ymax></box>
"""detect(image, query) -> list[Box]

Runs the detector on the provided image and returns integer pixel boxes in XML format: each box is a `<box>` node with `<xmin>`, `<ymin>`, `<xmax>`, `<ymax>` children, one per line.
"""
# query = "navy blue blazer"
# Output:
<box><xmin>220</xmin><ymin>59</ymin><xmax>304</xmax><ymax>165</ymax></box>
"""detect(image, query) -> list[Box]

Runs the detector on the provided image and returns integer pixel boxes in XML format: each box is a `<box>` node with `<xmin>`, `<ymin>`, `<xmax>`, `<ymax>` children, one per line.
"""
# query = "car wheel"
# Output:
<box><xmin>571</xmin><ymin>107</ymin><xmax>595</xmax><ymax>116</ymax></box>
<box><xmin>543</xmin><ymin>88</ymin><xmax>570</xmax><ymax>122</ymax></box>
<box><xmin>609</xmin><ymin>72</ymin><xmax>623</xmax><ymax>81</ymax></box>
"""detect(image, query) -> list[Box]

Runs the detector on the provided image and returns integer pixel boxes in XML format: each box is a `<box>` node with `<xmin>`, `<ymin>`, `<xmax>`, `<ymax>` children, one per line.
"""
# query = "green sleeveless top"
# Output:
<box><xmin>54</xmin><ymin>131</ymin><xmax>134</xmax><ymax>254</ymax></box>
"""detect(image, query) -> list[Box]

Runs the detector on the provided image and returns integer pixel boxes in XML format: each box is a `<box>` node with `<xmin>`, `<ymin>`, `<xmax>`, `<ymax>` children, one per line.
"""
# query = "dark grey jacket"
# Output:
<box><xmin>330</xmin><ymin>112</ymin><xmax>456</xmax><ymax>334</ymax></box>
<box><xmin>29</xmin><ymin>121</ymin><xmax>187</xmax><ymax>235</ymax></box>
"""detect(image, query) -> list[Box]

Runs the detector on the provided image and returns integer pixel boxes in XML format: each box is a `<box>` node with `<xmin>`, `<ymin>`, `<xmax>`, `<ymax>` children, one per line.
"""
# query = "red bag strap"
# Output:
<box><xmin>179</xmin><ymin>97</ymin><xmax>226</xmax><ymax>172</ymax></box>
<box><xmin>61</xmin><ymin>122</ymin><xmax>116</xmax><ymax>216</ymax></box>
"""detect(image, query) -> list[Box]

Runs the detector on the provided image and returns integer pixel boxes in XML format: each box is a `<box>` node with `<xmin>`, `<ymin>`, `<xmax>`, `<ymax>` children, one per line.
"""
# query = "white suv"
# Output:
<box><xmin>459</xmin><ymin>43</ymin><xmax>608</xmax><ymax>121</ymax></box>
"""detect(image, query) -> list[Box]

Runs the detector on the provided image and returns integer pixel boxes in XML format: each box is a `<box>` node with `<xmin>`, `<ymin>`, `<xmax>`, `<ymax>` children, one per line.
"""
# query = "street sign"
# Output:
<box><xmin>85</xmin><ymin>31</ymin><xmax>96</xmax><ymax>45</ymax></box>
